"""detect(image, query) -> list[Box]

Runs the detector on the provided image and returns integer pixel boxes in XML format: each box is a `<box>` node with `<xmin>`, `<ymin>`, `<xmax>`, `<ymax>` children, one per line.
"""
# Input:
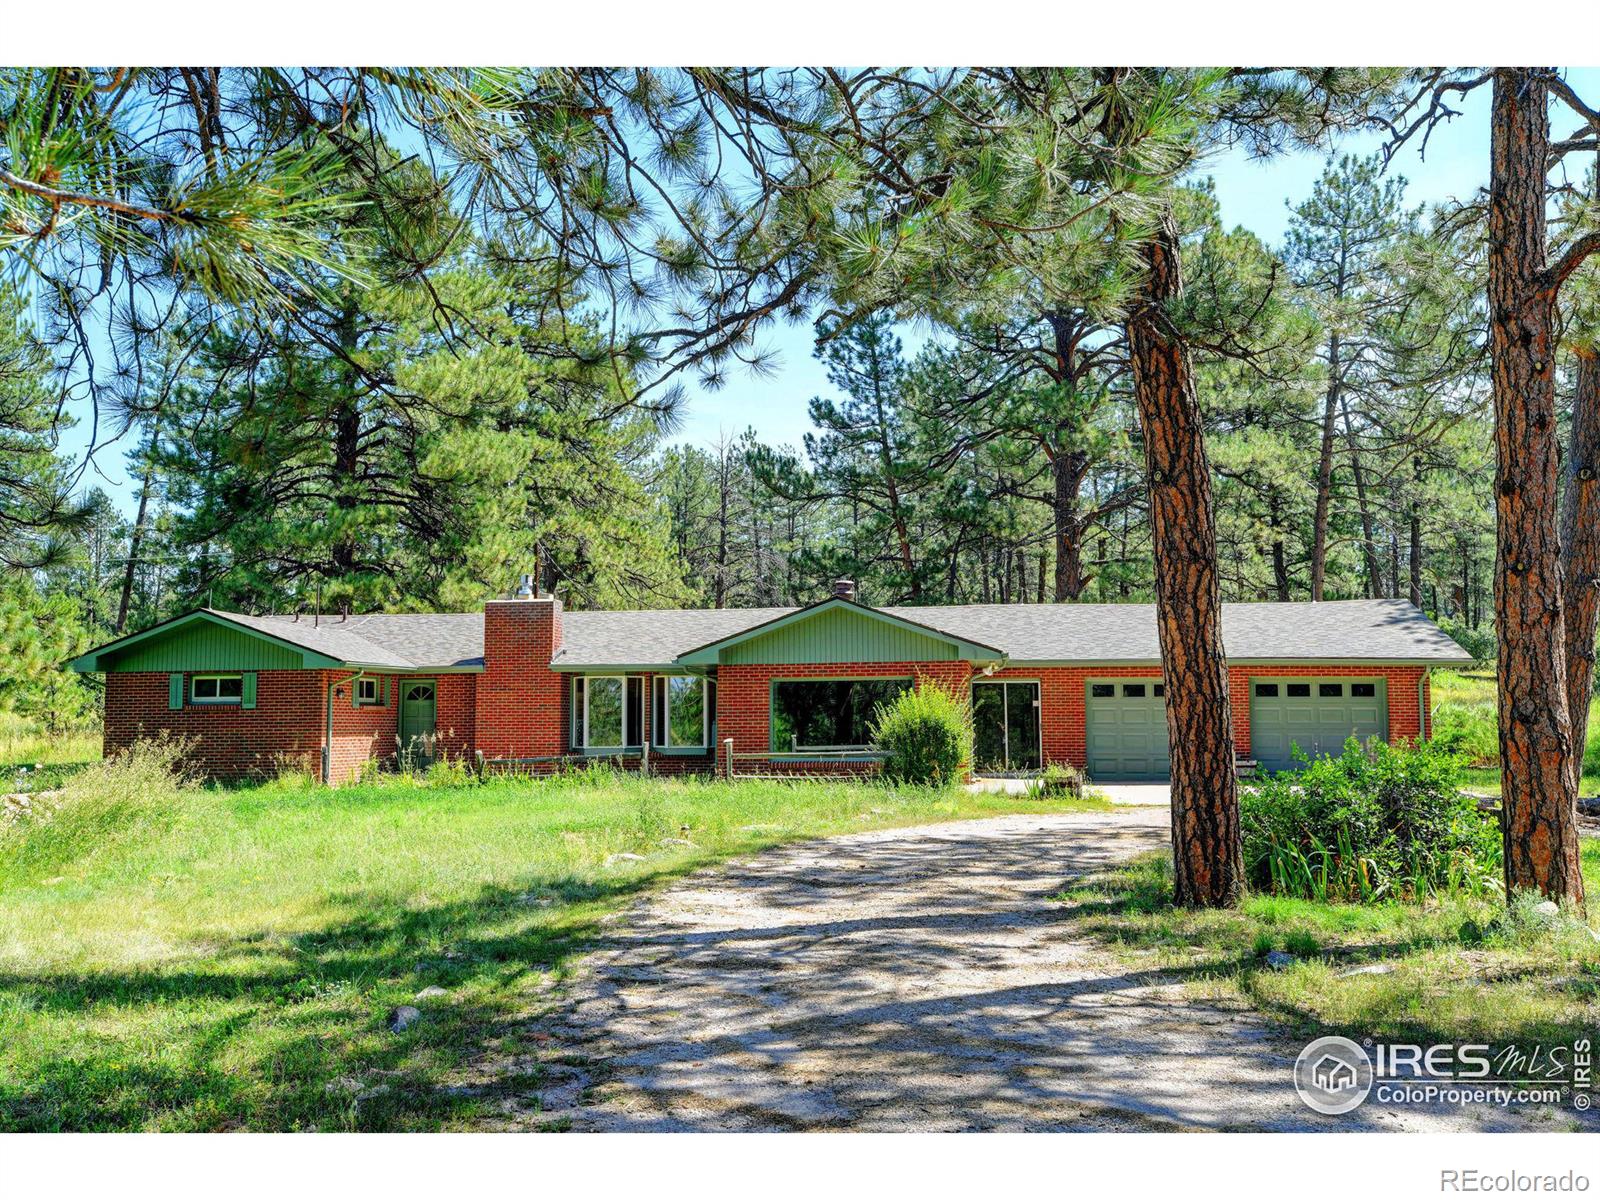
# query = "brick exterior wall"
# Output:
<box><xmin>98</xmin><ymin>598</ymin><xmax>1441</xmax><ymax>784</ymax></box>
<box><xmin>105</xmin><ymin>669</ymin><xmax>331</xmax><ymax>781</ymax></box>
<box><xmin>987</xmin><ymin>661</ymin><xmax>1429</xmax><ymax>770</ymax></box>
<box><xmin>714</xmin><ymin>660</ymin><xmax>973</xmax><ymax>775</ymax></box>
<box><xmin>473</xmin><ymin>597</ymin><xmax>565</xmax><ymax>761</ymax></box>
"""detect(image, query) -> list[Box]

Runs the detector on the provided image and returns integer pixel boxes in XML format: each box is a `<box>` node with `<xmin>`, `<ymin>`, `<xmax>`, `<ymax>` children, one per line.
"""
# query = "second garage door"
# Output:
<box><xmin>1249</xmin><ymin>678</ymin><xmax>1386</xmax><ymax>772</ymax></box>
<box><xmin>1084</xmin><ymin>680</ymin><xmax>1171</xmax><ymax>780</ymax></box>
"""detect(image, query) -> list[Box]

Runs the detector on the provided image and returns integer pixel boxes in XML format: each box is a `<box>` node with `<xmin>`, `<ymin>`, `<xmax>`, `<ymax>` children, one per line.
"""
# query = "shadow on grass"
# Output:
<box><xmin>1053</xmin><ymin>852</ymin><xmax>1599</xmax><ymax>1052</ymax></box>
<box><xmin>0</xmin><ymin>865</ymin><xmax>695</xmax><ymax>1132</ymax></box>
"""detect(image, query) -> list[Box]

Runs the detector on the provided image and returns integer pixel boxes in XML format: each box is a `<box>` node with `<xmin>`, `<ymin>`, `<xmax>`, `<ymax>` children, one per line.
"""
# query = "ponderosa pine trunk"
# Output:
<box><xmin>1269</xmin><ymin>493</ymin><xmax>1290</xmax><ymax>602</ymax></box>
<box><xmin>1053</xmin><ymin>448</ymin><xmax>1090</xmax><ymax>601</ymax></box>
<box><xmin>1342</xmin><ymin>398</ymin><xmax>1383</xmax><ymax>598</ymax></box>
<box><xmin>1560</xmin><ymin>348</ymin><xmax>1600</xmax><ymax>798</ymax></box>
<box><xmin>115</xmin><ymin>457</ymin><xmax>155</xmax><ymax>633</ymax></box>
<box><xmin>1128</xmin><ymin>206</ymin><xmax>1243</xmax><ymax>908</ymax></box>
<box><xmin>1310</xmin><ymin>335</ymin><xmax>1342</xmax><ymax>601</ymax></box>
<box><xmin>1488</xmin><ymin>69</ymin><xmax>1584</xmax><ymax>906</ymax></box>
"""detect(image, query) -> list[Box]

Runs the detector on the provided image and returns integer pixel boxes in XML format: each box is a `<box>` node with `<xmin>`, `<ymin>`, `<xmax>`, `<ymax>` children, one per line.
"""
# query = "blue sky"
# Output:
<box><xmin>66</xmin><ymin>69</ymin><xmax>1599</xmax><ymax>511</ymax></box>
<box><xmin>665</xmin><ymin>73</ymin><xmax>1548</xmax><ymax>456</ymax></box>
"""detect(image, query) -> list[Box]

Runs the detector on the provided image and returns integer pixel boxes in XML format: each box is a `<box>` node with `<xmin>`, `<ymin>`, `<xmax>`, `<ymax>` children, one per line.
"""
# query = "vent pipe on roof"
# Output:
<box><xmin>831</xmin><ymin>578</ymin><xmax>857</xmax><ymax>602</ymax></box>
<box><xmin>514</xmin><ymin>573</ymin><xmax>536</xmax><ymax>600</ymax></box>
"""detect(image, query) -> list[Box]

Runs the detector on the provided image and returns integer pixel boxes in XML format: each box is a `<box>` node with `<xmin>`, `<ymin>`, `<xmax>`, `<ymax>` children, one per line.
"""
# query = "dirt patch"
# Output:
<box><xmin>489</xmin><ymin>810</ymin><xmax>1580</xmax><ymax>1132</ymax></box>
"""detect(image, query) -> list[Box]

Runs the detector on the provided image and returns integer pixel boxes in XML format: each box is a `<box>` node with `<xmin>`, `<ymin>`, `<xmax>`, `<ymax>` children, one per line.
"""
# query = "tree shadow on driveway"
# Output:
<box><xmin>509</xmin><ymin>810</ymin><xmax>1578</xmax><ymax>1133</ymax></box>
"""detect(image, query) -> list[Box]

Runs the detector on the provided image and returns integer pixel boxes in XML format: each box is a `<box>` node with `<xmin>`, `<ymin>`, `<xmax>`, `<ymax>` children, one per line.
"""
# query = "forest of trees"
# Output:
<box><xmin>2</xmin><ymin>67</ymin><xmax>1596</xmax><ymax>906</ymax></box>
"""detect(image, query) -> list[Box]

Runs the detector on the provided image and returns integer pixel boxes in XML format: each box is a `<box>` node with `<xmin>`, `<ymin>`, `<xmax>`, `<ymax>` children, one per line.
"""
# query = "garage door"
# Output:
<box><xmin>1085</xmin><ymin>680</ymin><xmax>1170</xmax><ymax>780</ymax></box>
<box><xmin>1249</xmin><ymin>679</ymin><xmax>1386</xmax><ymax>773</ymax></box>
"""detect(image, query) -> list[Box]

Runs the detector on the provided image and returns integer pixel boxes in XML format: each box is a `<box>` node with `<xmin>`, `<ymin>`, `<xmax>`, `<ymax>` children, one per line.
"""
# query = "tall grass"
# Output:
<box><xmin>0</xmin><ymin>749</ymin><xmax>1109</xmax><ymax>1131</ymax></box>
<box><xmin>0</xmin><ymin>734</ymin><xmax>200</xmax><ymax>881</ymax></box>
<box><xmin>1</xmin><ymin>709</ymin><xmax>101</xmax><ymax>793</ymax></box>
<box><xmin>1431</xmin><ymin>667</ymin><xmax>1600</xmax><ymax>787</ymax></box>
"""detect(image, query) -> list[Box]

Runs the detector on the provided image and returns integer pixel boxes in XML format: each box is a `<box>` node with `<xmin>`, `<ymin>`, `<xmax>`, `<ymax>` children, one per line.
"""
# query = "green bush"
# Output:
<box><xmin>870</xmin><ymin>685</ymin><xmax>972</xmax><ymax>786</ymax></box>
<box><xmin>1028</xmin><ymin>761</ymin><xmax>1084</xmax><ymax>799</ymax></box>
<box><xmin>1436</xmin><ymin>616</ymin><xmax>1495</xmax><ymax>671</ymax></box>
<box><xmin>1241</xmin><ymin>738</ymin><xmax>1501</xmax><ymax>902</ymax></box>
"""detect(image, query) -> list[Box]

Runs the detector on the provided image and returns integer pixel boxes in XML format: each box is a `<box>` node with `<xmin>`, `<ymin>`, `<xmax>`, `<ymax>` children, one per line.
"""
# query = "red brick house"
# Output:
<box><xmin>72</xmin><ymin>578</ymin><xmax>1472</xmax><ymax>784</ymax></box>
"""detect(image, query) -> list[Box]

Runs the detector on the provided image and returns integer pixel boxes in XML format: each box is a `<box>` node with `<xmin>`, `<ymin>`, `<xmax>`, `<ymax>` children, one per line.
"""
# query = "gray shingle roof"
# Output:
<box><xmin>880</xmin><ymin>599</ymin><xmax>1472</xmax><ymax>664</ymax></box>
<box><xmin>552</xmin><ymin>607</ymin><xmax>794</xmax><ymax>667</ymax></box>
<box><xmin>208</xmin><ymin>597</ymin><xmax>1471</xmax><ymax>670</ymax></box>
<box><xmin>214</xmin><ymin>610</ymin><xmax>484</xmax><ymax>669</ymax></box>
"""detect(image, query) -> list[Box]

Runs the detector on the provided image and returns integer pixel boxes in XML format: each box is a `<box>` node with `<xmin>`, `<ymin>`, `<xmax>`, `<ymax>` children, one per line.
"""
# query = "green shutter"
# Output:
<box><xmin>242</xmin><ymin>672</ymin><xmax>257</xmax><ymax>710</ymax></box>
<box><xmin>383</xmin><ymin>677</ymin><xmax>392</xmax><ymax>707</ymax></box>
<box><xmin>168</xmin><ymin>673</ymin><xmax>184</xmax><ymax>709</ymax></box>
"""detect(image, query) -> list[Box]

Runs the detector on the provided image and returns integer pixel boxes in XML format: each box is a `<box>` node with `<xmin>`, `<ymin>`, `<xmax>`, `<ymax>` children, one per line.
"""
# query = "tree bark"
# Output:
<box><xmin>1127</xmin><ymin>206</ymin><xmax>1243</xmax><ymax>908</ymax></box>
<box><xmin>1341</xmin><ymin>399</ymin><xmax>1382</xmax><ymax>598</ymax></box>
<box><xmin>1052</xmin><ymin>449</ymin><xmax>1090</xmax><ymax>600</ymax></box>
<box><xmin>115</xmin><ymin>457</ymin><xmax>155</xmax><ymax>633</ymax></box>
<box><xmin>1409</xmin><ymin>507</ymin><xmax>1424</xmax><ymax>606</ymax></box>
<box><xmin>1560</xmin><ymin>348</ymin><xmax>1600</xmax><ymax>798</ymax></box>
<box><xmin>1268</xmin><ymin>492</ymin><xmax>1290</xmax><ymax>602</ymax></box>
<box><xmin>1310</xmin><ymin>335</ymin><xmax>1342</xmax><ymax>601</ymax></box>
<box><xmin>1488</xmin><ymin>69</ymin><xmax>1584</xmax><ymax>906</ymax></box>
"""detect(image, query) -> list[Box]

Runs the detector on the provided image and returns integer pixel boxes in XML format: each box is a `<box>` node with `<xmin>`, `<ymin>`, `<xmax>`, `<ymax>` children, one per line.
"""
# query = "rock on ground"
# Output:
<box><xmin>495</xmin><ymin>810</ymin><xmax>1585</xmax><ymax>1133</ymax></box>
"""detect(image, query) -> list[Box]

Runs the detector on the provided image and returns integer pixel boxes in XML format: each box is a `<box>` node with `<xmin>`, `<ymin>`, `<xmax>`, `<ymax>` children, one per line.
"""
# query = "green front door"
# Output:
<box><xmin>972</xmin><ymin>681</ymin><xmax>1041</xmax><ymax>772</ymax></box>
<box><xmin>399</xmin><ymin>681</ymin><xmax>437</xmax><ymax>767</ymax></box>
<box><xmin>1084</xmin><ymin>679</ymin><xmax>1170</xmax><ymax>781</ymax></box>
<box><xmin>1249</xmin><ymin>678</ymin><xmax>1386</xmax><ymax>772</ymax></box>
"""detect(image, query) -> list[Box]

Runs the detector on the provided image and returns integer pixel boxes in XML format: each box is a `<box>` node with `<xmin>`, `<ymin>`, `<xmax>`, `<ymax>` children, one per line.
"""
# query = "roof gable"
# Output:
<box><xmin>674</xmin><ymin>598</ymin><xmax>1005</xmax><ymax>667</ymax></box>
<box><xmin>72</xmin><ymin>610</ymin><xmax>348</xmax><ymax>672</ymax></box>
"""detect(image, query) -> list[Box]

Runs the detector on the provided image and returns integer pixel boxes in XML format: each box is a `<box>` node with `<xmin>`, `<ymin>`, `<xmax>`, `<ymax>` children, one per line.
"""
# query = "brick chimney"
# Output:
<box><xmin>831</xmin><ymin>578</ymin><xmax>857</xmax><ymax>602</ymax></box>
<box><xmin>475</xmin><ymin>581</ymin><xmax>565</xmax><ymax>759</ymax></box>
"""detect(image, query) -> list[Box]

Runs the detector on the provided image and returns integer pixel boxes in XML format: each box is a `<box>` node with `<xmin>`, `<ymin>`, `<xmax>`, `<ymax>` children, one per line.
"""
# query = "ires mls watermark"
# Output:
<box><xmin>1293</xmin><ymin>1035</ymin><xmax>1594</xmax><ymax>1116</ymax></box>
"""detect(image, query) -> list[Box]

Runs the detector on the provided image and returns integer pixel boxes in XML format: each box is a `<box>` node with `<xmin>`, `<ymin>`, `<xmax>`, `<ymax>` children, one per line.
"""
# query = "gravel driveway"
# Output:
<box><xmin>508</xmin><ymin>810</ymin><xmax>1577</xmax><ymax>1132</ymax></box>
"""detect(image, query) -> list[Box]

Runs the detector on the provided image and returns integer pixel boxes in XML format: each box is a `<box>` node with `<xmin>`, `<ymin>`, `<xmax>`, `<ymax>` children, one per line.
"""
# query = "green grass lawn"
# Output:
<box><xmin>1057</xmin><ymin>844</ymin><xmax>1600</xmax><ymax>1056</ymax></box>
<box><xmin>0</xmin><ymin>763</ymin><xmax>1106</xmax><ymax>1132</ymax></box>
<box><xmin>1431</xmin><ymin>668</ymin><xmax>1600</xmax><ymax>796</ymax></box>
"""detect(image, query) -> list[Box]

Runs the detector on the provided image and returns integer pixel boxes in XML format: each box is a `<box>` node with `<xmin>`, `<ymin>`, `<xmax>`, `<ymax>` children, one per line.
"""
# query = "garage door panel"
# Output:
<box><xmin>1250</xmin><ymin>679</ymin><xmax>1387</xmax><ymax>772</ymax></box>
<box><xmin>1085</xmin><ymin>682</ymin><xmax>1171</xmax><ymax>781</ymax></box>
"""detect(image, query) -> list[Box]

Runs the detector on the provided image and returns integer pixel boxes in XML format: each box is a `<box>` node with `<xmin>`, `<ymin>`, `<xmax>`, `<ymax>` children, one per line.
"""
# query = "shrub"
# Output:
<box><xmin>0</xmin><ymin>734</ymin><xmax>200</xmax><ymax>880</ymax></box>
<box><xmin>1436</xmin><ymin>617</ymin><xmax>1495</xmax><ymax>671</ymax></box>
<box><xmin>1028</xmin><ymin>762</ymin><xmax>1084</xmax><ymax>799</ymax></box>
<box><xmin>1240</xmin><ymin>738</ymin><xmax>1500</xmax><ymax>902</ymax></box>
<box><xmin>870</xmin><ymin>685</ymin><xmax>972</xmax><ymax>787</ymax></box>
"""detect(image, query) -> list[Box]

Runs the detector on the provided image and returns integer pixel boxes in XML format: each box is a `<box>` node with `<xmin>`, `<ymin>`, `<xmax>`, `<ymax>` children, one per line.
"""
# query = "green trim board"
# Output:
<box><xmin>1005</xmin><ymin>658</ymin><xmax>1454</xmax><ymax>668</ymax></box>
<box><xmin>72</xmin><ymin>609</ymin><xmax>345</xmax><ymax>672</ymax></box>
<box><xmin>675</xmin><ymin>598</ymin><xmax>1003</xmax><ymax>667</ymax></box>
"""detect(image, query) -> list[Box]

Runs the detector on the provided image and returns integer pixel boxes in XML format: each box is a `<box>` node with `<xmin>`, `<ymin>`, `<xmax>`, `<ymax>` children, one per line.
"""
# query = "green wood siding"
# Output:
<box><xmin>720</xmin><ymin>605</ymin><xmax>960</xmax><ymax>665</ymax></box>
<box><xmin>102</xmin><ymin>622</ymin><xmax>305</xmax><ymax>672</ymax></box>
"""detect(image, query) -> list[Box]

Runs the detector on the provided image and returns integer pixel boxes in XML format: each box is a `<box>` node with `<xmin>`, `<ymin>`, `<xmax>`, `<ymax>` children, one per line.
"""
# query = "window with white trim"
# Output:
<box><xmin>355</xmin><ymin>677</ymin><xmax>380</xmax><ymax>706</ymax></box>
<box><xmin>191</xmin><ymin>674</ymin><xmax>244</xmax><ymax>704</ymax></box>
<box><xmin>571</xmin><ymin>676</ymin><xmax>643</xmax><ymax>749</ymax></box>
<box><xmin>652</xmin><ymin>675</ymin><xmax>710</xmax><ymax>748</ymax></box>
